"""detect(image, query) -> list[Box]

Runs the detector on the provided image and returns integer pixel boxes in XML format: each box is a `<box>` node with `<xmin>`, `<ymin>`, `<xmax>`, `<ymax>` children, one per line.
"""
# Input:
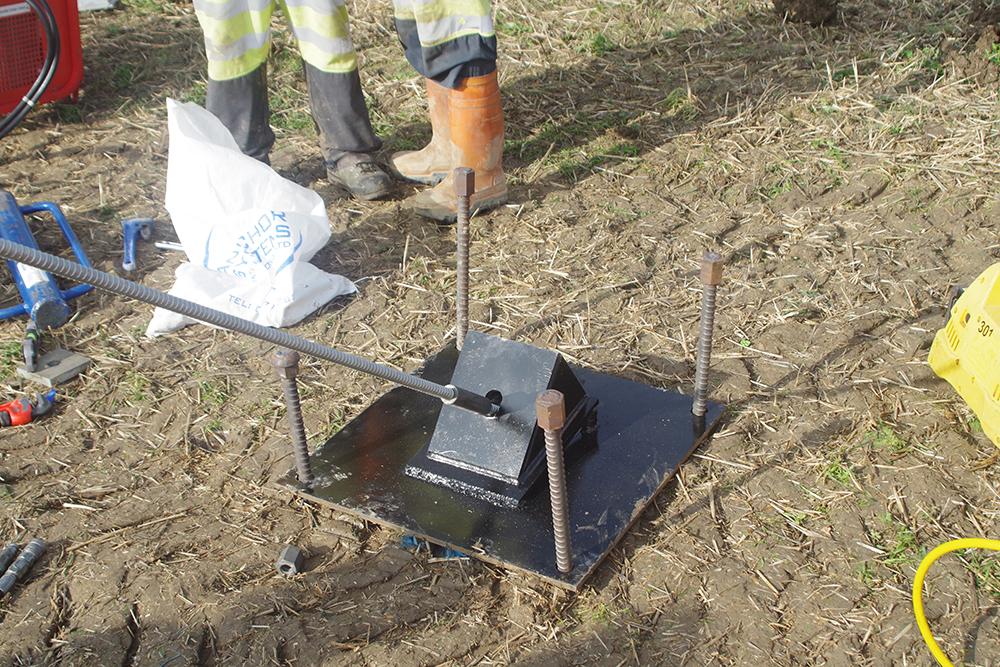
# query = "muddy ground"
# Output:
<box><xmin>2</xmin><ymin>0</ymin><xmax>1000</xmax><ymax>665</ymax></box>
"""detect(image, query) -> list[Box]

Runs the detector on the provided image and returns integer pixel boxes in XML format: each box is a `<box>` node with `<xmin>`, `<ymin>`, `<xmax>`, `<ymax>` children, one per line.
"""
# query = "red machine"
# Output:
<box><xmin>0</xmin><ymin>0</ymin><xmax>82</xmax><ymax>115</ymax></box>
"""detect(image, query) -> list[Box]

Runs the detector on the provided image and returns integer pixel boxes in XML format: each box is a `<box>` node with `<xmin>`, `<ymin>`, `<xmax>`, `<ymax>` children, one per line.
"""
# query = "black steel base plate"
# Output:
<box><xmin>279</xmin><ymin>343</ymin><xmax>724</xmax><ymax>590</ymax></box>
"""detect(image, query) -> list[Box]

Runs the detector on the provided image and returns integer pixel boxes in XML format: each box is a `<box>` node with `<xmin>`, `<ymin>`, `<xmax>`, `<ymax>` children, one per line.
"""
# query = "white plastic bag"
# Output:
<box><xmin>147</xmin><ymin>99</ymin><xmax>355</xmax><ymax>336</ymax></box>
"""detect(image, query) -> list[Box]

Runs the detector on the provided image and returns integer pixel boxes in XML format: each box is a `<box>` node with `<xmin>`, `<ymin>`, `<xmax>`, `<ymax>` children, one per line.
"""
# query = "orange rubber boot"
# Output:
<box><xmin>390</xmin><ymin>79</ymin><xmax>451</xmax><ymax>185</ymax></box>
<box><xmin>408</xmin><ymin>71</ymin><xmax>508</xmax><ymax>222</ymax></box>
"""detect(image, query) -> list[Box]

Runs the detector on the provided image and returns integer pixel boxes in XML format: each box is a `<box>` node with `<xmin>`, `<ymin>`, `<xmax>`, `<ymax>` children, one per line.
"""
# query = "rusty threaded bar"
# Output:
<box><xmin>536</xmin><ymin>390</ymin><xmax>573</xmax><ymax>574</ymax></box>
<box><xmin>693</xmin><ymin>251</ymin><xmax>723</xmax><ymax>418</ymax></box>
<box><xmin>454</xmin><ymin>167</ymin><xmax>474</xmax><ymax>350</ymax></box>
<box><xmin>271</xmin><ymin>349</ymin><xmax>314</xmax><ymax>487</ymax></box>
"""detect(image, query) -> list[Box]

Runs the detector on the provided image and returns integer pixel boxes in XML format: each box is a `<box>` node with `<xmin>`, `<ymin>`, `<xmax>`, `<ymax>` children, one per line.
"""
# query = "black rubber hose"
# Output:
<box><xmin>0</xmin><ymin>0</ymin><xmax>61</xmax><ymax>139</ymax></box>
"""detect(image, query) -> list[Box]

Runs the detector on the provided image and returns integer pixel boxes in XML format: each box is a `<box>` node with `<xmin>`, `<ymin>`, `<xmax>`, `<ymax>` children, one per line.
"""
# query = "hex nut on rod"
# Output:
<box><xmin>271</xmin><ymin>349</ymin><xmax>314</xmax><ymax>487</ymax></box>
<box><xmin>692</xmin><ymin>251</ymin><xmax>724</xmax><ymax>418</ymax></box>
<box><xmin>454</xmin><ymin>167</ymin><xmax>475</xmax><ymax>350</ymax></box>
<box><xmin>536</xmin><ymin>390</ymin><xmax>573</xmax><ymax>574</ymax></box>
<box><xmin>0</xmin><ymin>538</ymin><xmax>45</xmax><ymax>596</ymax></box>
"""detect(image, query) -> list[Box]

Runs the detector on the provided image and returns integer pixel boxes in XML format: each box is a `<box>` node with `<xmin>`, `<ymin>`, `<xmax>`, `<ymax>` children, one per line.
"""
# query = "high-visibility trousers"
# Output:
<box><xmin>193</xmin><ymin>0</ymin><xmax>497</xmax><ymax>84</ymax></box>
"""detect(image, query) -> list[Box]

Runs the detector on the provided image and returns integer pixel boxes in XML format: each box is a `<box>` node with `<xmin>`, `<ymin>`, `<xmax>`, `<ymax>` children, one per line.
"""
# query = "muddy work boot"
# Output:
<box><xmin>327</xmin><ymin>153</ymin><xmax>393</xmax><ymax>200</ymax></box>
<box><xmin>406</xmin><ymin>71</ymin><xmax>507</xmax><ymax>223</ymax></box>
<box><xmin>390</xmin><ymin>79</ymin><xmax>451</xmax><ymax>185</ymax></box>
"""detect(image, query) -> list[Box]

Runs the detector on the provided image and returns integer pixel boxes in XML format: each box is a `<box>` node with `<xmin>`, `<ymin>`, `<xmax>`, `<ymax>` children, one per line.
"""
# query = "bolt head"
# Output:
<box><xmin>535</xmin><ymin>390</ymin><xmax>566</xmax><ymax>431</ymax></box>
<box><xmin>700</xmin><ymin>251</ymin><xmax>724</xmax><ymax>286</ymax></box>
<box><xmin>271</xmin><ymin>349</ymin><xmax>300</xmax><ymax>379</ymax></box>
<box><xmin>454</xmin><ymin>167</ymin><xmax>475</xmax><ymax>197</ymax></box>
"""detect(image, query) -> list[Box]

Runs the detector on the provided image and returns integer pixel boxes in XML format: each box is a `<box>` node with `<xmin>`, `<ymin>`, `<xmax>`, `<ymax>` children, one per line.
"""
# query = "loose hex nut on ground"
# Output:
<box><xmin>700</xmin><ymin>251</ymin><xmax>724</xmax><ymax>286</ymax></box>
<box><xmin>454</xmin><ymin>167</ymin><xmax>475</xmax><ymax>197</ymax></box>
<box><xmin>276</xmin><ymin>544</ymin><xmax>304</xmax><ymax>576</ymax></box>
<box><xmin>271</xmin><ymin>349</ymin><xmax>300</xmax><ymax>379</ymax></box>
<box><xmin>535</xmin><ymin>390</ymin><xmax>566</xmax><ymax>431</ymax></box>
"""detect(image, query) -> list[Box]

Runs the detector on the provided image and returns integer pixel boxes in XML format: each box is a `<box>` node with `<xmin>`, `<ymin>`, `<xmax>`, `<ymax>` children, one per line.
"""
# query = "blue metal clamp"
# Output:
<box><xmin>0</xmin><ymin>190</ymin><xmax>94</xmax><ymax>329</ymax></box>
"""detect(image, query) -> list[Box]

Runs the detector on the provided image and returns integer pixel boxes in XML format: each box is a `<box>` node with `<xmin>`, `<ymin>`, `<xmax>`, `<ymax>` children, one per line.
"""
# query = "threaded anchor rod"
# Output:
<box><xmin>537</xmin><ymin>390</ymin><xmax>573</xmax><ymax>574</ymax></box>
<box><xmin>0</xmin><ymin>238</ymin><xmax>500</xmax><ymax>418</ymax></box>
<box><xmin>272</xmin><ymin>349</ymin><xmax>313</xmax><ymax>487</ymax></box>
<box><xmin>454</xmin><ymin>167</ymin><xmax>474</xmax><ymax>350</ymax></box>
<box><xmin>693</xmin><ymin>251</ymin><xmax>723</xmax><ymax>418</ymax></box>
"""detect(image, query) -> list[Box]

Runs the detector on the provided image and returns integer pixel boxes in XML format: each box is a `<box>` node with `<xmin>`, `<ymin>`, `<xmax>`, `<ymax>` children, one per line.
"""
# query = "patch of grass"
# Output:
<box><xmin>967</xmin><ymin>415</ymin><xmax>984</xmax><ymax>433</ymax></box>
<box><xmin>204</xmin><ymin>418</ymin><xmax>224</xmax><ymax>434</ymax></box>
<box><xmin>823</xmin><ymin>460</ymin><xmax>852</xmax><ymax>486</ymax></box>
<box><xmin>964</xmin><ymin>551</ymin><xmax>1000</xmax><ymax>602</ymax></box>
<box><xmin>112</xmin><ymin>64</ymin><xmax>137</xmax><ymax>90</ymax></box>
<box><xmin>659</xmin><ymin>87</ymin><xmax>698</xmax><ymax>120</ymax></box>
<box><xmin>810</xmin><ymin>139</ymin><xmax>849</xmax><ymax>169</ymax></box>
<box><xmin>865</xmin><ymin>423</ymin><xmax>909</xmax><ymax>454</ymax></box>
<box><xmin>198</xmin><ymin>380</ymin><xmax>228</xmax><ymax>408</ymax></box>
<box><xmin>901</xmin><ymin>46</ymin><xmax>944</xmax><ymax>74</ymax></box>
<box><xmin>875</xmin><ymin>513</ymin><xmax>919</xmax><ymax>568</ymax></box>
<box><xmin>124</xmin><ymin>371</ymin><xmax>150</xmax><ymax>403</ymax></box>
<box><xmin>989</xmin><ymin>42</ymin><xmax>1000</xmax><ymax>67</ymax></box>
<box><xmin>180</xmin><ymin>80</ymin><xmax>207</xmax><ymax>106</ymax></box>
<box><xmin>498</xmin><ymin>20</ymin><xmax>531</xmax><ymax>36</ymax></box>
<box><xmin>585</xmin><ymin>32</ymin><xmax>616</xmax><ymax>57</ymax></box>
<box><xmin>0</xmin><ymin>341</ymin><xmax>22</xmax><ymax>378</ymax></box>
<box><xmin>858</xmin><ymin>561</ymin><xmax>877</xmax><ymax>588</ymax></box>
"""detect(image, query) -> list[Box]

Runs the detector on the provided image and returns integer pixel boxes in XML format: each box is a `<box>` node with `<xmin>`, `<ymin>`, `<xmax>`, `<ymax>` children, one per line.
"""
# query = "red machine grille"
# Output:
<box><xmin>0</xmin><ymin>0</ymin><xmax>83</xmax><ymax>116</ymax></box>
<box><xmin>0</xmin><ymin>8</ymin><xmax>46</xmax><ymax>91</ymax></box>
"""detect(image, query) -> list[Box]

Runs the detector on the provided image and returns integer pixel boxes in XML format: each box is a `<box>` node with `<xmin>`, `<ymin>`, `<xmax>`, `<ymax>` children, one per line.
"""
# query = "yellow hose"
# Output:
<box><xmin>913</xmin><ymin>538</ymin><xmax>1000</xmax><ymax>666</ymax></box>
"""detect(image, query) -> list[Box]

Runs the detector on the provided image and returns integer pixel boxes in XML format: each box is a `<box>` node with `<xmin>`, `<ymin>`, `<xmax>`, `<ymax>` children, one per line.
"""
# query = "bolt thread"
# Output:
<box><xmin>0</xmin><ymin>538</ymin><xmax>45</xmax><ymax>596</ymax></box>
<box><xmin>0</xmin><ymin>238</ymin><xmax>469</xmax><ymax>405</ymax></box>
<box><xmin>543</xmin><ymin>429</ymin><xmax>573</xmax><ymax>573</ymax></box>
<box><xmin>280</xmin><ymin>378</ymin><xmax>314</xmax><ymax>486</ymax></box>
<box><xmin>692</xmin><ymin>284</ymin><xmax>718</xmax><ymax>417</ymax></box>
<box><xmin>456</xmin><ymin>195</ymin><xmax>470</xmax><ymax>350</ymax></box>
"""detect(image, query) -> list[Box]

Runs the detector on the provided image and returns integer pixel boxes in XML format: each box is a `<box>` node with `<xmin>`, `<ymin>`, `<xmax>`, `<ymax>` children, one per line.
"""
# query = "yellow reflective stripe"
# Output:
<box><xmin>206</xmin><ymin>43</ymin><xmax>271</xmax><ymax>80</ymax></box>
<box><xmin>298</xmin><ymin>41</ymin><xmax>357</xmax><ymax>72</ymax></box>
<box><xmin>392</xmin><ymin>0</ymin><xmax>414</xmax><ymax>21</ymax></box>
<box><xmin>283</xmin><ymin>2</ymin><xmax>351</xmax><ymax>39</ymax></box>
<box><xmin>414</xmin><ymin>16</ymin><xmax>494</xmax><ymax>46</ymax></box>
<box><xmin>410</xmin><ymin>0</ymin><xmax>491</xmax><ymax>23</ymax></box>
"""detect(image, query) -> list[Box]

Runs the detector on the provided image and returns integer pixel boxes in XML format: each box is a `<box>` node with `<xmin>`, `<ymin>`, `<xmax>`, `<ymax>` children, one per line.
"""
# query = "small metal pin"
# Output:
<box><xmin>693</xmin><ymin>251</ymin><xmax>724</xmax><ymax>419</ymax></box>
<box><xmin>454</xmin><ymin>167</ymin><xmax>474</xmax><ymax>350</ymax></box>
<box><xmin>536</xmin><ymin>390</ymin><xmax>573</xmax><ymax>574</ymax></box>
<box><xmin>271</xmin><ymin>349</ymin><xmax>314</xmax><ymax>487</ymax></box>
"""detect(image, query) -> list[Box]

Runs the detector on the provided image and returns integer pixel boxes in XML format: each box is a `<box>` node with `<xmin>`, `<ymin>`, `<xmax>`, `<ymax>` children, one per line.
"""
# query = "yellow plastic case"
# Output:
<box><xmin>929</xmin><ymin>262</ymin><xmax>1000</xmax><ymax>448</ymax></box>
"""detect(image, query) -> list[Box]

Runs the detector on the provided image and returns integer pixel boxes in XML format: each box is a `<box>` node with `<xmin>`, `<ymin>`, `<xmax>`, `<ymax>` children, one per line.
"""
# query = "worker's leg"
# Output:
<box><xmin>194</xmin><ymin>0</ymin><xmax>277</xmax><ymax>161</ymax></box>
<box><xmin>282</xmin><ymin>0</ymin><xmax>391</xmax><ymax>199</ymax></box>
<box><xmin>391</xmin><ymin>0</ymin><xmax>506</xmax><ymax>221</ymax></box>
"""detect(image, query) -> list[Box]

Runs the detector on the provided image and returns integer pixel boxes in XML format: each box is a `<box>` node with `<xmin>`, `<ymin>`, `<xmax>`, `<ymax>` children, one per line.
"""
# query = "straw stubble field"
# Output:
<box><xmin>1</xmin><ymin>0</ymin><xmax>999</xmax><ymax>664</ymax></box>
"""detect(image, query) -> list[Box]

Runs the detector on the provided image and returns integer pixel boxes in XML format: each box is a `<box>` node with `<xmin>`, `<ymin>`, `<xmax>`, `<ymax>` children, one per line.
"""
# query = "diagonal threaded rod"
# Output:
<box><xmin>693</xmin><ymin>251</ymin><xmax>723</xmax><ymax>417</ymax></box>
<box><xmin>537</xmin><ymin>390</ymin><xmax>573</xmax><ymax>574</ymax></box>
<box><xmin>0</xmin><ymin>238</ymin><xmax>500</xmax><ymax>417</ymax></box>
<box><xmin>272</xmin><ymin>349</ymin><xmax>313</xmax><ymax>487</ymax></box>
<box><xmin>454</xmin><ymin>167</ymin><xmax>474</xmax><ymax>350</ymax></box>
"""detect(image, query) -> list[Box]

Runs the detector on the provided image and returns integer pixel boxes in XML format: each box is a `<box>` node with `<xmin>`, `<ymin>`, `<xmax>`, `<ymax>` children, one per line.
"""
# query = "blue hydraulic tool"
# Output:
<box><xmin>0</xmin><ymin>189</ymin><xmax>93</xmax><ymax>328</ymax></box>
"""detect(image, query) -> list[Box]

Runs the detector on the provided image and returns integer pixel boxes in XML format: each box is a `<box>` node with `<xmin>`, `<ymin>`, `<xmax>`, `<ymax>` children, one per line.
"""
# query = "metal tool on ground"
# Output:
<box><xmin>154</xmin><ymin>241</ymin><xmax>184</xmax><ymax>252</ymax></box>
<box><xmin>121</xmin><ymin>218</ymin><xmax>154</xmax><ymax>273</ymax></box>
<box><xmin>23</xmin><ymin>321</ymin><xmax>40</xmax><ymax>372</ymax></box>
<box><xmin>693</xmin><ymin>251</ymin><xmax>723</xmax><ymax>421</ymax></box>
<box><xmin>929</xmin><ymin>262</ymin><xmax>1000</xmax><ymax>448</ymax></box>
<box><xmin>0</xmin><ymin>237</ymin><xmax>727</xmax><ymax>590</ymax></box>
<box><xmin>276</xmin><ymin>544</ymin><xmax>304</xmax><ymax>576</ymax></box>
<box><xmin>0</xmin><ymin>544</ymin><xmax>17</xmax><ymax>572</ymax></box>
<box><xmin>0</xmin><ymin>190</ymin><xmax>93</xmax><ymax>386</ymax></box>
<box><xmin>0</xmin><ymin>190</ymin><xmax>93</xmax><ymax>326</ymax></box>
<box><xmin>0</xmin><ymin>538</ymin><xmax>45</xmax><ymax>597</ymax></box>
<box><xmin>271</xmin><ymin>349</ymin><xmax>314</xmax><ymax>488</ymax></box>
<box><xmin>0</xmin><ymin>389</ymin><xmax>56</xmax><ymax>428</ymax></box>
<box><xmin>536</xmin><ymin>390</ymin><xmax>572</xmax><ymax>574</ymax></box>
<box><xmin>454</xmin><ymin>167</ymin><xmax>473</xmax><ymax>350</ymax></box>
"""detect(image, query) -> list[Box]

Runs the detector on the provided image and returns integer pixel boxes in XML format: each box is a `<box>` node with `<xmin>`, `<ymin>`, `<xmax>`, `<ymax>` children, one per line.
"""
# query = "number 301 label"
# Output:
<box><xmin>978</xmin><ymin>319</ymin><xmax>995</xmax><ymax>338</ymax></box>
